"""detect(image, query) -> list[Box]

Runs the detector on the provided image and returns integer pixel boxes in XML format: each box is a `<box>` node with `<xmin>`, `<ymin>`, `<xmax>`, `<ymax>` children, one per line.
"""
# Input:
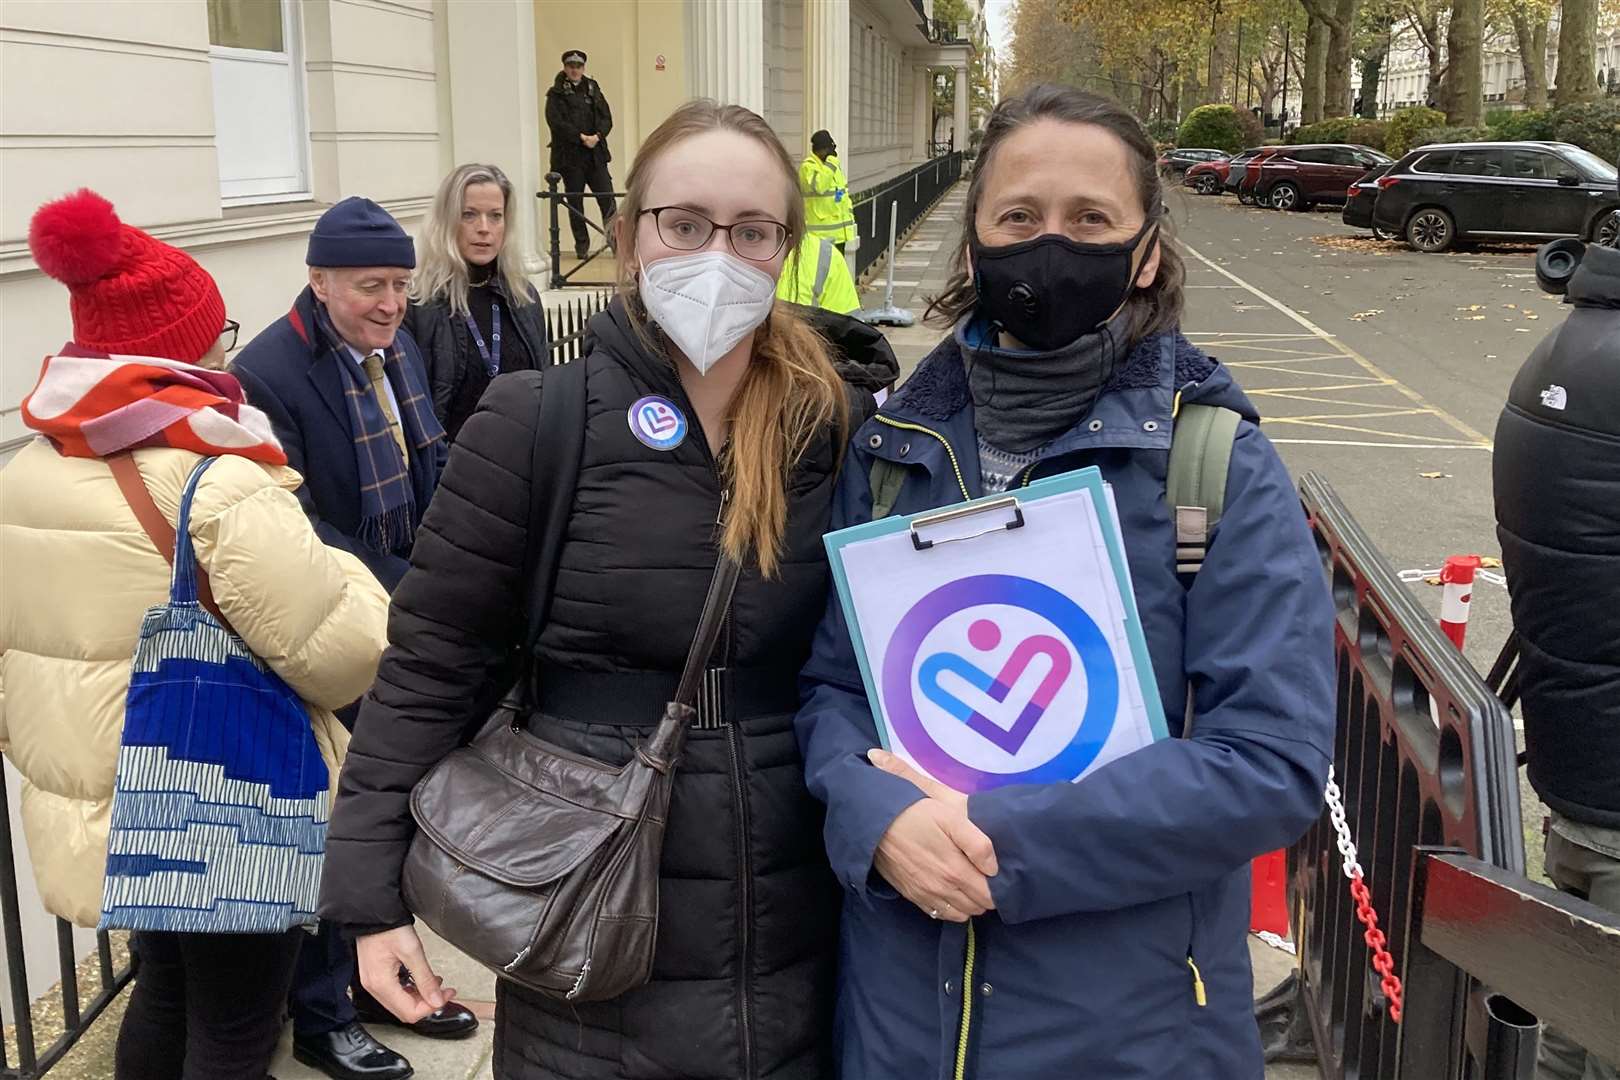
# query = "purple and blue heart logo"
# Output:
<box><xmin>628</xmin><ymin>395</ymin><xmax>687</xmax><ymax>451</ymax></box>
<box><xmin>881</xmin><ymin>574</ymin><xmax>1118</xmax><ymax>792</ymax></box>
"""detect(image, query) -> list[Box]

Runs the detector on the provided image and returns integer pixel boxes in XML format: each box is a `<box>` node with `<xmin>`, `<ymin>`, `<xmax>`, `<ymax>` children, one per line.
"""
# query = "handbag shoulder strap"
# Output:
<box><xmin>674</xmin><ymin>556</ymin><xmax>742</xmax><ymax>709</ymax></box>
<box><xmin>108</xmin><ymin>451</ymin><xmax>228</xmax><ymax>625</ymax></box>
<box><xmin>513</xmin><ymin>360</ymin><xmax>589</xmax><ymax>705</ymax></box>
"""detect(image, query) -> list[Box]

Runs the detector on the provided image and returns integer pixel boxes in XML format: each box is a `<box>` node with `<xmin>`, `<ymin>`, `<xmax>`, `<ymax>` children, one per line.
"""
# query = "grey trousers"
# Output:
<box><xmin>1535</xmin><ymin>818</ymin><xmax>1620</xmax><ymax>1080</ymax></box>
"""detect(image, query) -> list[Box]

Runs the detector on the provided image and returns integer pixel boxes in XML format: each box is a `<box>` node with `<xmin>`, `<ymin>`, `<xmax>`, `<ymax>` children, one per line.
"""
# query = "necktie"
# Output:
<box><xmin>361</xmin><ymin>353</ymin><xmax>408</xmax><ymax>460</ymax></box>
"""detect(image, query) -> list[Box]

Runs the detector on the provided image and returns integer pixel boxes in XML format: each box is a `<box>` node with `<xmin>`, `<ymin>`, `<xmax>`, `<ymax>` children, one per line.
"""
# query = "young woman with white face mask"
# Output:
<box><xmin>320</xmin><ymin>100</ymin><xmax>862</xmax><ymax>1080</ymax></box>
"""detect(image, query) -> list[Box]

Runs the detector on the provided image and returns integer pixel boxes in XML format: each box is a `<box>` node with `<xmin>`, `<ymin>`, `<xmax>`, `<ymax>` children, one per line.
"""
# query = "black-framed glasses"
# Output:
<box><xmin>219</xmin><ymin>319</ymin><xmax>240</xmax><ymax>352</ymax></box>
<box><xmin>639</xmin><ymin>206</ymin><xmax>789</xmax><ymax>261</ymax></box>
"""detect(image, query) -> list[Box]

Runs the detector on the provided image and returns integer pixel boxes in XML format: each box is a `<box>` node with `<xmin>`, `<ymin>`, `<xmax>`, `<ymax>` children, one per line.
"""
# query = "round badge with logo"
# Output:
<box><xmin>628</xmin><ymin>395</ymin><xmax>688</xmax><ymax>451</ymax></box>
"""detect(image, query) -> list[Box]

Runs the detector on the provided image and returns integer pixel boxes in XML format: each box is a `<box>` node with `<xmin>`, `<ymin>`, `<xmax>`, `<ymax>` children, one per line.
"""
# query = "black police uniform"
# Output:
<box><xmin>545</xmin><ymin>50</ymin><xmax>616</xmax><ymax>257</ymax></box>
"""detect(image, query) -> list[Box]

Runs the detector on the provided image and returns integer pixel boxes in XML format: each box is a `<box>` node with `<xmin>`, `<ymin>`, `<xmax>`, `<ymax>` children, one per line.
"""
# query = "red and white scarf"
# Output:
<box><xmin>20</xmin><ymin>346</ymin><xmax>287</xmax><ymax>465</ymax></box>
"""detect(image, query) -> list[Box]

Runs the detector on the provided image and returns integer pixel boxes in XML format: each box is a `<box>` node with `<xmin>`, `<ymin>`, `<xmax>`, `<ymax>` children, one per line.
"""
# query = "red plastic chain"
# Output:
<box><xmin>1348</xmin><ymin>874</ymin><xmax>1405</xmax><ymax>1022</ymax></box>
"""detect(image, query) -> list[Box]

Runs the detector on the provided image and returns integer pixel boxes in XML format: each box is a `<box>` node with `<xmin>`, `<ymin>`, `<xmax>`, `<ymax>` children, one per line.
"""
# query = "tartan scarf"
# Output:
<box><xmin>310</xmin><ymin>301</ymin><xmax>444</xmax><ymax>556</ymax></box>
<box><xmin>21</xmin><ymin>346</ymin><xmax>287</xmax><ymax>465</ymax></box>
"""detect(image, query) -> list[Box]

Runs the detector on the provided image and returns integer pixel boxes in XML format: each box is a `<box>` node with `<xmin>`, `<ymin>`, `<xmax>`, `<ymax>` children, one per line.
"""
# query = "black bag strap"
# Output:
<box><xmin>674</xmin><ymin>555</ymin><xmax>742</xmax><ymax>709</ymax></box>
<box><xmin>511</xmin><ymin>359</ymin><xmax>589</xmax><ymax>708</ymax></box>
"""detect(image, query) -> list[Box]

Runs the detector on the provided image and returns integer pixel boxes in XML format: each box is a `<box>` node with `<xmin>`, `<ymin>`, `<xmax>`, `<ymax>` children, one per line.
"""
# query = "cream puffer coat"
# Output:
<box><xmin>0</xmin><ymin>440</ymin><xmax>391</xmax><ymax>928</ymax></box>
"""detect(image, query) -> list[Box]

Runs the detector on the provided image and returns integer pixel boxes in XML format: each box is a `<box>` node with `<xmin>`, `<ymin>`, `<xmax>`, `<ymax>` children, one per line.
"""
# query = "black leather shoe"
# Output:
<box><xmin>353</xmin><ymin>985</ymin><xmax>480</xmax><ymax>1040</ymax></box>
<box><xmin>292</xmin><ymin>1022</ymin><xmax>413</xmax><ymax>1080</ymax></box>
<box><xmin>574</xmin><ymin>245</ymin><xmax>589</xmax><ymax>260</ymax></box>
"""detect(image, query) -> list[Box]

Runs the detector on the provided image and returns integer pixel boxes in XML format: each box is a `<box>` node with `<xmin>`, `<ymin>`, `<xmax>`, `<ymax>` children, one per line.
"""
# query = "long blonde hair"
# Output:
<box><xmin>413</xmin><ymin>163</ymin><xmax>535</xmax><ymax>316</ymax></box>
<box><xmin>615</xmin><ymin>100</ymin><xmax>849</xmax><ymax>579</ymax></box>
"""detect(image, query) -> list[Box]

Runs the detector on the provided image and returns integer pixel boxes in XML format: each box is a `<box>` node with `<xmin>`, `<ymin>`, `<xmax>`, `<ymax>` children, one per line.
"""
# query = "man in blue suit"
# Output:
<box><xmin>233</xmin><ymin>197</ymin><xmax>470</xmax><ymax>1080</ymax></box>
<box><xmin>234</xmin><ymin>197</ymin><xmax>447</xmax><ymax>594</ymax></box>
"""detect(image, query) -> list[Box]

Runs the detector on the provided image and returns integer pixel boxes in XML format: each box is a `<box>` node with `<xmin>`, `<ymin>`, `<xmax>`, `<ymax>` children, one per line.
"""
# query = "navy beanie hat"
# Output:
<box><xmin>306</xmin><ymin>196</ymin><xmax>415</xmax><ymax>269</ymax></box>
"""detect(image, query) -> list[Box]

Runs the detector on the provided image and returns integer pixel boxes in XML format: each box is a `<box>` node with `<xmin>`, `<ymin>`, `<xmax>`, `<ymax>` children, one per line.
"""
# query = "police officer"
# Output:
<box><xmin>546</xmin><ymin>49</ymin><xmax>616</xmax><ymax>261</ymax></box>
<box><xmin>800</xmin><ymin>130</ymin><xmax>855</xmax><ymax>253</ymax></box>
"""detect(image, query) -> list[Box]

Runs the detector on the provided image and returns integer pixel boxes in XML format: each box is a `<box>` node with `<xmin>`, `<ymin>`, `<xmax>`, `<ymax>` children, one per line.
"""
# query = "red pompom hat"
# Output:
<box><xmin>27</xmin><ymin>189</ymin><xmax>226</xmax><ymax>363</ymax></box>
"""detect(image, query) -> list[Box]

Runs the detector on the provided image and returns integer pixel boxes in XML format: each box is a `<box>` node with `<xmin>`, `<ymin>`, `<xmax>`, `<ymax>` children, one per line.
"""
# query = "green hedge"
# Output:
<box><xmin>1386</xmin><ymin>106</ymin><xmax>1447</xmax><ymax>157</ymax></box>
<box><xmin>1177</xmin><ymin>105</ymin><xmax>1246</xmax><ymax>154</ymax></box>
<box><xmin>1386</xmin><ymin>103</ymin><xmax>1617</xmax><ymax>163</ymax></box>
<box><xmin>1549</xmin><ymin>101</ymin><xmax>1620</xmax><ymax>165</ymax></box>
<box><xmin>1288</xmin><ymin>116</ymin><xmax>1357</xmax><ymax>144</ymax></box>
<box><xmin>1411</xmin><ymin>125</ymin><xmax>1494</xmax><ymax>149</ymax></box>
<box><xmin>1286</xmin><ymin>115</ymin><xmax>1388</xmax><ymax>151</ymax></box>
<box><xmin>1488</xmin><ymin>108</ymin><xmax>1555</xmax><ymax>141</ymax></box>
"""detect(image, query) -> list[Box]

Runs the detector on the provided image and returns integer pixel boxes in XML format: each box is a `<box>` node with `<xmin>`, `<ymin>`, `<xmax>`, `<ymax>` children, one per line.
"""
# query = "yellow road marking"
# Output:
<box><xmin>1183</xmin><ymin>243</ymin><xmax>1495</xmax><ymax>449</ymax></box>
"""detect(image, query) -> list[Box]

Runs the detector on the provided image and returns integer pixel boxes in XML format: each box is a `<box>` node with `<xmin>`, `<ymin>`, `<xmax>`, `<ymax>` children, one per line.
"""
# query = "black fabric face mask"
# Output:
<box><xmin>972</xmin><ymin>219</ymin><xmax>1160</xmax><ymax>352</ymax></box>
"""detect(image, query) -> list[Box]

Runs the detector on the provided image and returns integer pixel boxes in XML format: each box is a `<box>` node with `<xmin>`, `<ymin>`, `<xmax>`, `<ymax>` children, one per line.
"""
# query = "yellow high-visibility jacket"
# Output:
<box><xmin>777</xmin><ymin>233</ymin><xmax>860</xmax><ymax>314</ymax></box>
<box><xmin>800</xmin><ymin>153</ymin><xmax>856</xmax><ymax>246</ymax></box>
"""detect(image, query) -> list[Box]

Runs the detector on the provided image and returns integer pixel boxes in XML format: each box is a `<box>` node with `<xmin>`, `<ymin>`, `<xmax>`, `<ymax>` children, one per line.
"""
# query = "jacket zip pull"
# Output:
<box><xmin>1187</xmin><ymin>955</ymin><xmax>1207</xmax><ymax>1007</ymax></box>
<box><xmin>716</xmin><ymin>488</ymin><xmax>731</xmax><ymax>526</ymax></box>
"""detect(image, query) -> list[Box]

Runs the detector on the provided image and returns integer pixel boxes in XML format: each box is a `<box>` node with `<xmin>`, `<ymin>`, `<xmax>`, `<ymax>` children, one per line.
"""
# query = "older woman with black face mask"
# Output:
<box><xmin>406</xmin><ymin>163</ymin><xmax>549</xmax><ymax>441</ymax></box>
<box><xmin>795</xmin><ymin>84</ymin><xmax>1336</xmax><ymax>1078</ymax></box>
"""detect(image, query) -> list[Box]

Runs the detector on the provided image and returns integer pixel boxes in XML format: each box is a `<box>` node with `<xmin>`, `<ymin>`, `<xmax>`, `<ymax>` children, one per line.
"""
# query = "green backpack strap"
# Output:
<box><xmin>869</xmin><ymin>457</ymin><xmax>908</xmax><ymax>521</ymax></box>
<box><xmin>1166</xmin><ymin>402</ymin><xmax>1242</xmax><ymax>578</ymax></box>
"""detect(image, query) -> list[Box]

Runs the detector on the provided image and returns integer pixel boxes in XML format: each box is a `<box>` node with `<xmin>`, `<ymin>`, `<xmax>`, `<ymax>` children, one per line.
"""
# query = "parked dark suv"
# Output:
<box><xmin>1254</xmin><ymin>144</ymin><xmax>1392</xmax><ymax>210</ymax></box>
<box><xmin>1371</xmin><ymin>141</ymin><xmax>1620</xmax><ymax>253</ymax></box>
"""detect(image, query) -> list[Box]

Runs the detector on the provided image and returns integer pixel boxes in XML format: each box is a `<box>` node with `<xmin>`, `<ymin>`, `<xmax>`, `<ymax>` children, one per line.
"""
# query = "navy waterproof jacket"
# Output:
<box><xmin>795</xmin><ymin>321</ymin><xmax>1336</xmax><ymax>1079</ymax></box>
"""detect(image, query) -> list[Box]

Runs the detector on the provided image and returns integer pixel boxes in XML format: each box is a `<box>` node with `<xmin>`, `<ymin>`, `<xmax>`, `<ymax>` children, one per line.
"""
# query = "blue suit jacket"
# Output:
<box><xmin>232</xmin><ymin>287</ymin><xmax>447</xmax><ymax>593</ymax></box>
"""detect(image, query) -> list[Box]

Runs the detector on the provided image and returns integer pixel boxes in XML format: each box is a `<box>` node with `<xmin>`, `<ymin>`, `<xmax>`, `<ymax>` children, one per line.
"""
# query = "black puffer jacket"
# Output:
<box><xmin>1494</xmin><ymin>244</ymin><xmax>1620</xmax><ymax>827</ymax></box>
<box><xmin>322</xmin><ymin>299</ymin><xmax>861</xmax><ymax>1079</ymax></box>
<box><xmin>404</xmin><ymin>277</ymin><xmax>548</xmax><ymax>441</ymax></box>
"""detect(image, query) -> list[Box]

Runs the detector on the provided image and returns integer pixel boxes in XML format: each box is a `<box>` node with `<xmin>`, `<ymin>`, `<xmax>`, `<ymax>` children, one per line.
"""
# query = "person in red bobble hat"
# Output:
<box><xmin>0</xmin><ymin>190</ymin><xmax>391</xmax><ymax>1080</ymax></box>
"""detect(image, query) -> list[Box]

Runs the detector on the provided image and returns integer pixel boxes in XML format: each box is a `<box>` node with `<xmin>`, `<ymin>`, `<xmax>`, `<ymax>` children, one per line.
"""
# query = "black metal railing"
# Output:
<box><xmin>543</xmin><ymin>290</ymin><xmax>612</xmax><ymax>365</ymax></box>
<box><xmin>538</xmin><ymin>173</ymin><xmax>625</xmax><ymax>290</ymax></box>
<box><xmin>920</xmin><ymin>17</ymin><xmax>969</xmax><ymax>45</ymax></box>
<box><xmin>1</xmin><ymin>778</ymin><xmax>133</xmax><ymax>1078</ymax></box>
<box><xmin>1255</xmin><ymin>473</ymin><xmax>1620</xmax><ymax>1078</ymax></box>
<box><xmin>850</xmin><ymin>151</ymin><xmax>964</xmax><ymax>279</ymax></box>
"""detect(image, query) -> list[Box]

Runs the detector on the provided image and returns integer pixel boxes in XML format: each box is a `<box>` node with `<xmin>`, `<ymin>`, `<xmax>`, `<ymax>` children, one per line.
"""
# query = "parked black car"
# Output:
<box><xmin>1370</xmin><ymin>141</ymin><xmax>1620</xmax><ymax>253</ymax></box>
<box><xmin>1158</xmin><ymin>147</ymin><xmax>1229</xmax><ymax>177</ymax></box>
<box><xmin>1342</xmin><ymin>162</ymin><xmax>1397</xmax><ymax>238</ymax></box>
<box><xmin>1254</xmin><ymin>144</ymin><xmax>1391</xmax><ymax>210</ymax></box>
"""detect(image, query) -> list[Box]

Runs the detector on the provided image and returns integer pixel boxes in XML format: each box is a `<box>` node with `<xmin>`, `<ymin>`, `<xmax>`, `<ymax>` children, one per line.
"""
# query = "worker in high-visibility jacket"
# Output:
<box><xmin>800</xmin><ymin>130</ymin><xmax>856</xmax><ymax>251</ymax></box>
<box><xmin>777</xmin><ymin>231</ymin><xmax>860</xmax><ymax>314</ymax></box>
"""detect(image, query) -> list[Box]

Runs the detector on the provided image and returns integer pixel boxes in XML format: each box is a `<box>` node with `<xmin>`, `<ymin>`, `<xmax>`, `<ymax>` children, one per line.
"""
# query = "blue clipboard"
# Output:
<box><xmin>824</xmin><ymin>466</ymin><xmax>1167</xmax><ymax>793</ymax></box>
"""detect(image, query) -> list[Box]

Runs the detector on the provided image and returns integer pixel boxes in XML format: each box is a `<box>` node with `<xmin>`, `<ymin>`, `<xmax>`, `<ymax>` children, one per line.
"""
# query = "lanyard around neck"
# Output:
<box><xmin>463</xmin><ymin>300</ymin><xmax>502</xmax><ymax>377</ymax></box>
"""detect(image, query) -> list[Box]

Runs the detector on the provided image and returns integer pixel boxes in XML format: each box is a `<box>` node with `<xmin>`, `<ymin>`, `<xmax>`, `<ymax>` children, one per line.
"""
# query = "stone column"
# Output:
<box><xmin>953</xmin><ymin>63</ymin><xmax>969</xmax><ymax>151</ymax></box>
<box><xmin>911</xmin><ymin>63</ymin><xmax>930</xmax><ymax>159</ymax></box>
<box><xmin>802</xmin><ymin>0</ymin><xmax>850</xmax><ymax>152</ymax></box>
<box><xmin>687</xmin><ymin>0</ymin><xmax>765</xmax><ymax>113</ymax></box>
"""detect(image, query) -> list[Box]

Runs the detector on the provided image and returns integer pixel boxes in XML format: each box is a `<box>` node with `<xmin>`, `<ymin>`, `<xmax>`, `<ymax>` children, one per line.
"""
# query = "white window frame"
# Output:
<box><xmin>208</xmin><ymin>0</ymin><xmax>312</xmax><ymax>207</ymax></box>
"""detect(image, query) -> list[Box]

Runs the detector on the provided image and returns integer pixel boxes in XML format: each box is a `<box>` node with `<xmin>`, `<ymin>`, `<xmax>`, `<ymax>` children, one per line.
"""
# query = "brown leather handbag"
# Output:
<box><xmin>400</xmin><ymin>550</ymin><xmax>740</xmax><ymax>1003</ymax></box>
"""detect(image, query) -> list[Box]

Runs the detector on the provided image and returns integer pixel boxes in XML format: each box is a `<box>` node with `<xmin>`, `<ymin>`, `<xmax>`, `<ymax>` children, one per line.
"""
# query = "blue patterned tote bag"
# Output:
<box><xmin>98</xmin><ymin>456</ymin><xmax>330</xmax><ymax>933</ymax></box>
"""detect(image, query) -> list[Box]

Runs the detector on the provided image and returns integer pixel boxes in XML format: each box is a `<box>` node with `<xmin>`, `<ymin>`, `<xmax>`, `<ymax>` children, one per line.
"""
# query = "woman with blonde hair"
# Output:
<box><xmin>320</xmin><ymin>100</ymin><xmax>867</xmax><ymax>1079</ymax></box>
<box><xmin>406</xmin><ymin>162</ymin><xmax>548</xmax><ymax>440</ymax></box>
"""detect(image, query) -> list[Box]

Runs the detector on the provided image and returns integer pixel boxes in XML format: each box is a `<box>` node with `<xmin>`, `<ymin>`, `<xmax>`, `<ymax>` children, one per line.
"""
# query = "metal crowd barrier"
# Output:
<box><xmin>1259</xmin><ymin>472</ymin><xmax>1620</xmax><ymax>1080</ymax></box>
<box><xmin>1</xmin><ymin>778</ymin><xmax>132</xmax><ymax>1078</ymax></box>
<box><xmin>849</xmin><ymin>151</ymin><xmax>964</xmax><ymax>279</ymax></box>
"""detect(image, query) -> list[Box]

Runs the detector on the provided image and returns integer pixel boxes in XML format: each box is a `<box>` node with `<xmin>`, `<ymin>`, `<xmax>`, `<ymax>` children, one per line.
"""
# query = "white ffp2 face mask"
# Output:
<box><xmin>639</xmin><ymin>250</ymin><xmax>777</xmax><ymax>375</ymax></box>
